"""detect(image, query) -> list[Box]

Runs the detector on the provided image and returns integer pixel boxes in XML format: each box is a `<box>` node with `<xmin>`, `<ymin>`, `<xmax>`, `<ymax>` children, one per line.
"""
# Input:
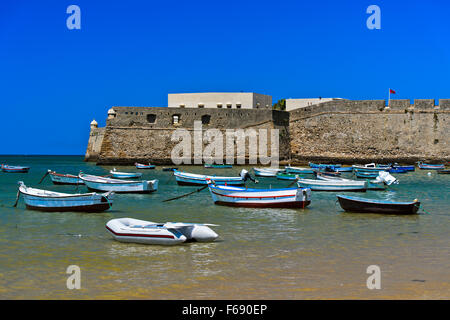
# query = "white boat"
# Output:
<box><xmin>106</xmin><ymin>218</ymin><xmax>219</xmax><ymax>245</ymax></box>
<box><xmin>352</xmin><ymin>163</ymin><xmax>387</xmax><ymax>172</ymax></box>
<box><xmin>47</xmin><ymin>170</ymin><xmax>84</xmax><ymax>185</ymax></box>
<box><xmin>207</xmin><ymin>180</ymin><xmax>311</xmax><ymax>208</ymax></box>
<box><xmin>17</xmin><ymin>181</ymin><xmax>113</xmax><ymax>212</ymax></box>
<box><xmin>284</xmin><ymin>165</ymin><xmax>315</xmax><ymax>174</ymax></box>
<box><xmin>297</xmin><ymin>178</ymin><xmax>368</xmax><ymax>191</ymax></box>
<box><xmin>79</xmin><ymin>173</ymin><xmax>158</xmax><ymax>193</ymax></box>
<box><xmin>253</xmin><ymin>167</ymin><xmax>284</xmax><ymax>177</ymax></box>
<box><xmin>173</xmin><ymin>170</ymin><xmax>247</xmax><ymax>186</ymax></box>
<box><xmin>315</xmin><ymin>171</ymin><xmax>398</xmax><ymax>190</ymax></box>
<box><xmin>109</xmin><ymin>168</ymin><xmax>142</xmax><ymax>179</ymax></box>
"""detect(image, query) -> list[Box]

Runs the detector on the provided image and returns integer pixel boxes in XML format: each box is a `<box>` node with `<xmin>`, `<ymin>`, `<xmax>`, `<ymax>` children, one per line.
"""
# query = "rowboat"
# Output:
<box><xmin>335</xmin><ymin>167</ymin><xmax>354</xmax><ymax>172</ymax></box>
<box><xmin>173</xmin><ymin>170</ymin><xmax>246</xmax><ymax>186</ymax></box>
<box><xmin>437</xmin><ymin>169</ymin><xmax>450</xmax><ymax>174</ymax></box>
<box><xmin>337</xmin><ymin>195</ymin><xmax>420</xmax><ymax>215</ymax></box>
<box><xmin>135</xmin><ymin>163</ymin><xmax>156</xmax><ymax>169</ymax></box>
<box><xmin>207</xmin><ymin>181</ymin><xmax>311</xmax><ymax>208</ymax></box>
<box><xmin>391</xmin><ymin>163</ymin><xmax>415</xmax><ymax>171</ymax></box>
<box><xmin>308</xmin><ymin>162</ymin><xmax>341</xmax><ymax>169</ymax></box>
<box><xmin>204</xmin><ymin>164</ymin><xmax>233</xmax><ymax>168</ymax></box>
<box><xmin>106</xmin><ymin>218</ymin><xmax>219</xmax><ymax>245</ymax></box>
<box><xmin>388</xmin><ymin>167</ymin><xmax>407</xmax><ymax>174</ymax></box>
<box><xmin>253</xmin><ymin>167</ymin><xmax>284</xmax><ymax>177</ymax></box>
<box><xmin>354</xmin><ymin>170</ymin><xmax>383</xmax><ymax>179</ymax></box>
<box><xmin>17</xmin><ymin>181</ymin><xmax>113</xmax><ymax>212</ymax></box>
<box><xmin>316</xmin><ymin>171</ymin><xmax>397</xmax><ymax>190</ymax></box>
<box><xmin>417</xmin><ymin>162</ymin><xmax>445</xmax><ymax>170</ymax></box>
<box><xmin>297</xmin><ymin>178</ymin><xmax>367</xmax><ymax>191</ymax></box>
<box><xmin>1</xmin><ymin>164</ymin><xmax>30</xmax><ymax>173</ymax></box>
<box><xmin>284</xmin><ymin>165</ymin><xmax>315</xmax><ymax>174</ymax></box>
<box><xmin>48</xmin><ymin>170</ymin><xmax>84</xmax><ymax>185</ymax></box>
<box><xmin>352</xmin><ymin>164</ymin><xmax>387</xmax><ymax>172</ymax></box>
<box><xmin>109</xmin><ymin>168</ymin><xmax>142</xmax><ymax>179</ymax></box>
<box><xmin>79</xmin><ymin>173</ymin><xmax>158</xmax><ymax>193</ymax></box>
<box><xmin>276</xmin><ymin>172</ymin><xmax>299</xmax><ymax>180</ymax></box>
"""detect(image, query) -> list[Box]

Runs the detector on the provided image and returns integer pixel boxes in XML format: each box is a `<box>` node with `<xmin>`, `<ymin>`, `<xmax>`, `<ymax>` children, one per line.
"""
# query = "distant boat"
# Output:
<box><xmin>297</xmin><ymin>178</ymin><xmax>367</xmax><ymax>191</ymax></box>
<box><xmin>337</xmin><ymin>195</ymin><xmax>420</xmax><ymax>215</ymax></box>
<box><xmin>352</xmin><ymin>164</ymin><xmax>387</xmax><ymax>172</ymax></box>
<box><xmin>315</xmin><ymin>171</ymin><xmax>398</xmax><ymax>191</ymax></box>
<box><xmin>391</xmin><ymin>163</ymin><xmax>415</xmax><ymax>171</ymax></box>
<box><xmin>417</xmin><ymin>162</ymin><xmax>445</xmax><ymax>170</ymax></box>
<box><xmin>354</xmin><ymin>170</ymin><xmax>383</xmax><ymax>179</ymax></box>
<box><xmin>387</xmin><ymin>167</ymin><xmax>407</xmax><ymax>174</ymax></box>
<box><xmin>284</xmin><ymin>165</ymin><xmax>315</xmax><ymax>174</ymax></box>
<box><xmin>106</xmin><ymin>218</ymin><xmax>219</xmax><ymax>245</ymax></box>
<box><xmin>48</xmin><ymin>170</ymin><xmax>84</xmax><ymax>185</ymax></box>
<box><xmin>162</xmin><ymin>167</ymin><xmax>178</xmax><ymax>172</ymax></box>
<box><xmin>174</xmin><ymin>170</ymin><xmax>245</xmax><ymax>186</ymax></box>
<box><xmin>335</xmin><ymin>167</ymin><xmax>353</xmax><ymax>172</ymax></box>
<box><xmin>253</xmin><ymin>167</ymin><xmax>284</xmax><ymax>177</ymax></box>
<box><xmin>276</xmin><ymin>172</ymin><xmax>299</xmax><ymax>180</ymax></box>
<box><xmin>17</xmin><ymin>181</ymin><xmax>113</xmax><ymax>212</ymax></box>
<box><xmin>437</xmin><ymin>169</ymin><xmax>450</xmax><ymax>174</ymax></box>
<box><xmin>135</xmin><ymin>163</ymin><xmax>156</xmax><ymax>169</ymax></box>
<box><xmin>79</xmin><ymin>173</ymin><xmax>158</xmax><ymax>193</ymax></box>
<box><xmin>1</xmin><ymin>164</ymin><xmax>30</xmax><ymax>173</ymax></box>
<box><xmin>207</xmin><ymin>181</ymin><xmax>311</xmax><ymax>208</ymax></box>
<box><xmin>308</xmin><ymin>162</ymin><xmax>341</xmax><ymax>170</ymax></box>
<box><xmin>109</xmin><ymin>168</ymin><xmax>142</xmax><ymax>179</ymax></box>
<box><xmin>204</xmin><ymin>164</ymin><xmax>233</xmax><ymax>169</ymax></box>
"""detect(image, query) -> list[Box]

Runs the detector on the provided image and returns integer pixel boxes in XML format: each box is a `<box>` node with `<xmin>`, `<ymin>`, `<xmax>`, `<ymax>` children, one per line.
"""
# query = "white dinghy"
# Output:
<box><xmin>106</xmin><ymin>218</ymin><xmax>219</xmax><ymax>245</ymax></box>
<box><xmin>253</xmin><ymin>167</ymin><xmax>284</xmax><ymax>177</ymax></box>
<box><xmin>109</xmin><ymin>168</ymin><xmax>143</xmax><ymax>179</ymax></box>
<box><xmin>79</xmin><ymin>173</ymin><xmax>158</xmax><ymax>193</ymax></box>
<box><xmin>16</xmin><ymin>181</ymin><xmax>113</xmax><ymax>212</ymax></box>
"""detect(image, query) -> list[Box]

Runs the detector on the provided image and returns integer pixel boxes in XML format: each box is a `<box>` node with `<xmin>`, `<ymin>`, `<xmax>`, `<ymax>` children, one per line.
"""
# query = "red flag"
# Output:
<box><xmin>389</xmin><ymin>89</ymin><xmax>396</xmax><ymax>94</ymax></box>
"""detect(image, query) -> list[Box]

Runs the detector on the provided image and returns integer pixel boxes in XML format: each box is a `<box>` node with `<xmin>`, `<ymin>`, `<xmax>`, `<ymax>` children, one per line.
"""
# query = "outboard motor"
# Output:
<box><xmin>375</xmin><ymin>171</ymin><xmax>399</xmax><ymax>185</ymax></box>
<box><xmin>240</xmin><ymin>169</ymin><xmax>257</xmax><ymax>183</ymax></box>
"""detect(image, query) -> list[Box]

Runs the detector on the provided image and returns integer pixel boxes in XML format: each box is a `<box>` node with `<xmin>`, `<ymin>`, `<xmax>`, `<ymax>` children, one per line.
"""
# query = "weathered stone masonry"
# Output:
<box><xmin>85</xmin><ymin>99</ymin><xmax>449</xmax><ymax>165</ymax></box>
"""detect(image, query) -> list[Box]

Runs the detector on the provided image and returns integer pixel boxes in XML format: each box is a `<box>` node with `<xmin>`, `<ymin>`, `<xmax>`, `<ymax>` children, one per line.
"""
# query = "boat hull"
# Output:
<box><xmin>1</xmin><ymin>165</ymin><xmax>30</xmax><ymax>173</ymax></box>
<box><xmin>297</xmin><ymin>179</ymin><xmax>367</xmax><ymax>191</ymax></box>
<box><xmin>174</xmin><ymin>171</ymin><xmax>244</xmax><ymax>186</ymax></box>
<box><xmin>49</xmin><ymin>172</ymin><xmax>84</xmax><ymax>185</ymax></box>
<box><xmin>337</xmin><ymin>196</ymin><xmax>420</xmax><ymax>214</ymax></box>
<box><xmin>80</xmin><ymin>174</ymin><xmax>158</xmax><ymax>193</ymax></box>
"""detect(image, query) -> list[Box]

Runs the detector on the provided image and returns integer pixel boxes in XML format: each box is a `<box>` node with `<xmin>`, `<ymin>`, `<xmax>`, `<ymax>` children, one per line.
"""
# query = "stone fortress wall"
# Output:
<box><xmin>85</xmin><ymin>98</ymin><xmax>450</xmax><ymax>165</ymax></box>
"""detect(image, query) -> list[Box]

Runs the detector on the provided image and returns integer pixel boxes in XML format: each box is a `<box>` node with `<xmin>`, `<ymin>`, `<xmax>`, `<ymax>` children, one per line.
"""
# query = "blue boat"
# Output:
<box><xmin>308</xmin><ymin>162</ymin><xmax>341</xmax><ymax>170</ymax></box>
<box><xmin>417</xmin><ymin>162</ymin><xmax>445</xmax><ymax>170</ymax></box>
<box><xmin>354</xmin><ymin>170</ymin><xmax>381</xmax><ymax>179</ymax></box>
<box><xmin>284</xmin><ymin>165</ymin><xmax>314</xmax><ymax>174</ymax></box>
<box><xmin>388</xmin><ymin>168</ymin><xmax>407</xmax><ymax>174</ymax></box>
<box><xmin>335</xmin><ymin>167</ymin><xmax>353</xmax><ymax>172</ymax></box>
<box><xmin>1</xmin><ymin>164</ymin><xmax>30</xmax><ymax>173</ymax></box>
<box><xmin>135</xmin><ymin>162</ymin><xmax>156</xmax><ymax>169</ymax></box>
<box><xmin>204</xmin><ymin>164</ymin><xmax>233</xmax><ymax>169</ymax></box>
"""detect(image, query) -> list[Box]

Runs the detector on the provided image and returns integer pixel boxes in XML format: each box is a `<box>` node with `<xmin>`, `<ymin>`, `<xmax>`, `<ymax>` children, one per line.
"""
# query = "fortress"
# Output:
<box><xmin>85</xmin><ymin>93</ymin><xmax>450</xmax><ymax>165</ymax></box>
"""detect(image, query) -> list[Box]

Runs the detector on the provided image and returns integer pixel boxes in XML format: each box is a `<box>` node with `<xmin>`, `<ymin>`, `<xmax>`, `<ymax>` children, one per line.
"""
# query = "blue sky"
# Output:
<box><xmin>1</xmin><ymin>0</ymin><xmax>449</xmax><ymax>154</ymax></box>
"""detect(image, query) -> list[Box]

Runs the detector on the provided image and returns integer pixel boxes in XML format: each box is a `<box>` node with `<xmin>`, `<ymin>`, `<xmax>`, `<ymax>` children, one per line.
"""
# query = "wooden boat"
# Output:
<box><xmin>337</xmin><ymin>195</ymin><xmax>420</xmax><ymax>215</ymax></box>
<box><xmin>417</xmin><ymin>162</ymin><xmax>445</xmax><ymax>170</ymax></box>
<box><xmin>352</xmin><ymin>164</ymin><xmax>387</xmax><ymax>172</ymax></box>
<box><xmin>204</xmin><ymin>164</ymin><xmax>233</xmax><ymax>168</ymax></box>
<box><xmin>79</xmin><ymin>173</ymin><xmax>158</xmax><ymax>193</ymax></box>
<box><xmin>135</xmin><ymin>163</ymin><xmax>156</xmax><ymax>169</ymax></box>
<box><xmin>173</xmin><ymin>170</ymin><xmax>245</xmax><ymax>186</ymax></box>
<box><xmin>17</xmin><ymin>181</ymin><xmax>113</xmax><ymax>212</ymax></box>
<box><xmin>437</xmin><ymin>169</ymin><xmax>450</xmax><ymax>174</ymax></box>
<box><xmin>284</xmin><ymin>165</ymin><xmax>315</xmax><ymax>174</ymax></box>
<box><xmin>297</xmin><ymin>178</ymin><xmax>367</xmax><ymax>191</ymax></box>
<box><xmin>109</xmin><ymin>168</ymin><xmax>142</xmax><ymax>179</ymax></box>
<box><xmin>253</xmin><ymin>167</ymin><xmax>284</xmax><ymax>177</ymax></box>
<box><xmin>106</xmin><ymin>218</ymin><xmax>219</xmax><ymax>245</ymax></box>
<box><xmin>354</xmin><ymin>170</ymin><xmax>383</xmax><ymax>179</ymax></box>
<box><xmin>207</xmin><ymin>181</ymin><xmax>311</xmax><ymax>208</ymax></box>
<box><xmin>1</xmin><ymin>164</ymin><xmax>30</xmax><ymax>173</ymax></box>
<box><xmin>391</xmin><ymin>163</ymin><xmax>415</xmax><ymax>171</ymax></box>
<box><xmin>315</xmin><ymin>172</ymin><xmax>389</xmax><ymax>191</ymax></box>
<box><xmin>48</xmin><ymin>170</ymin><xmax>84</xmax><ymax>185</ymax></box>
<box><xmin>388</xmin><ymin>167</ymin><xmax>407</xmax><ymax>174</ymax></box>
<box><xmin>276</xmin><ymin>172</ymin><xmax>299</xmax><ymax>180</ymax></box>
<box><xmin>336</xmin><ymin>166</ymin><xmax>354</xmax><ymax>172</ymax></box>
<box><xmin>308</xmin><ymin>162</ymin><xmax>341</xmax><ymax>169</ymax></box>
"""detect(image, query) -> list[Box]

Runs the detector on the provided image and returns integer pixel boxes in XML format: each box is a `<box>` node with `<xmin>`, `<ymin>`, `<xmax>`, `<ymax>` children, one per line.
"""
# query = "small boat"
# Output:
<box><xmin>174</xmin><ymin>170</ymin><xmax>247</xmax><ymax>186</ymax></box>
<box><xmin>106</xmin><ymin>218</ymin><xmax>219</xmax><ymax>245</ymax></box>
<box><xmin>308</xmin><ymin>162</ymin><xmax>341</xmax><ymax>170</ymax></box>
<box><xmin>388</xmin><ymin>167</ymin><xmax>407</xmax><ymax>174</ymax></box>
<box><xmin>352</xmin><ymin>164</ymin><xmax>387</xmax><ymax>172</ymax></box>
<box><xmin>109</xmin><ymin>168</ymin><xmax>142</xmax><ymax>179</ymax></box>
<box><xmin>354</xmin><ymin>170</ymin><xmax>383</xmax><ymax>179</ymax></box>
<box><xmin>437</xmin><ymin>169</ymin><xmax>450</xmax><ymax>174</ymax></box>
<box><xmin>335</xmin><ymin>166</ymin><xmax>354</xmax><ymax>172</ymax></box>
<box><xmin>276</xmin><ymin>172</ymin><xmax>299</xmax><ymax>180</ymax></box>
<box><xmin>79</xmin><ymin>173</ymin><xmax>158</xmax><ymax>193</ymax></box>
<box><xmin>204</xmin><ymin>164</ymin><xmax>233</xmax><ymax>168</ymax></box>
<box><xmin>337</xmin><ymin>195</ymin><xmax>420</xmax><ymax>215</ymax></box>
<box><xmin>316</xmin><ymin>171</ymin><xmax>397</xmax><ymax>191</ymax></box>
<box><xmin>284</xmin><ymin>165</ymin><xmax>315</xmax><ymax>174</ymax></box>
<box><xmin>1</xmin><ymin>164</ymin><xmax>30</xmax><ymax>173</ymax></box>
<box><xmin>253</xmin><ymin>167</ymin><xmax>284</xmax><ymax>177</ymax></box>
<box><xmin>391</xmin><ymin>163</ymin><xmax>415</xmax><ymax>171</ymax></box>
<box><xmin>135</xmin><ymin>163</ymin><xmax>156</xmax><ymax>169</ymax></box>
<box><xmin>48</xmin><ymin>170</ymin><xmax>84</xmax><ymax>185</ymax></box>
<box><xmin>207</xmin><ymin>181</ymin><xmax>311</xmax><ymax>208</ymax></box>
<box><xmin>162</xmin><ymin>167</ymin><xmax>178</xmax><ymax>172</ymax></box>
<box><xmin>297</xmin><ymin>178</ymin><xmax>367</xmax><ymax>191</ymax></box>
<box><xmin>417</xmin><ymin>162</ymin><xmax>445</xmax><ymax>170</ymax></box>
<box><xmin>17</xmin><ymin>181</ymin><xmax>113</xmax><ymax>212</ymax></box>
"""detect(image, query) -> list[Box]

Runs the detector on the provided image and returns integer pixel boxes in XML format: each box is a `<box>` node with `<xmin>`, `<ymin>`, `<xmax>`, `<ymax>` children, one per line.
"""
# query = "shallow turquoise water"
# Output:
<box><xmin>0</xmin><ymin>156</ymin><xmax>449</xmax><ymax>299</ymax></box>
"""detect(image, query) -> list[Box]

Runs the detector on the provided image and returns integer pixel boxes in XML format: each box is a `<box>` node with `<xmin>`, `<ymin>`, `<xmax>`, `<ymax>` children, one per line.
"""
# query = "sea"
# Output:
<box><xmin>0</xmin><ymin>155</ymin><xmax>449</xmax><ymax>299</ymax></box>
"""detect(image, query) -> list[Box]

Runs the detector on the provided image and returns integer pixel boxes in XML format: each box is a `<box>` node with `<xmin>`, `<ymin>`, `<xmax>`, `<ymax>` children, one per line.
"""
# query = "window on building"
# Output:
<box><xmin>147</xmin><ymin>114</ymin><xmax>156</xmax><ymax>123</ymax></box>
<box><xmin>172</xmin><ymin>115</ymin><xmax>180</xmax><ymax>124</ymax></box>
<box><xmin>179</xmin><ymin>104</ymin><xmax>185</xmax><ymax>108</ymax></box>
<box><xmin>217</xmin><ymin>104</ymin><xmax>223</xmax><ymax>108</ymax></box>
<box><xmin>227</xmin><ymin>104</ymin><xmax>232</xmax><ymax>109</ymax></box>
<box><xmin>198</xmin><ymin>104</ymin><xmax>205</xmax><ymax>108</ymax></box>
<box><xmin>201</xmin><ymin>115</ymin><xmax>211</xmax><ymax>125</ymax></box>
<box><xmin>236</xmin><ymin>104</ymin><xmax>242</xmax><ymax>109</ymax></box>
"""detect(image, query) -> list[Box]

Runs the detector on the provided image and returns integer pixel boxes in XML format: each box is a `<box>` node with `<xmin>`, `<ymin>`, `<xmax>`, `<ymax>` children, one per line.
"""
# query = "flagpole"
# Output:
<box><xmin>388</xmin><ymin>88</ymin><xmax>391</xmax><ymax>107</ymax></box>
